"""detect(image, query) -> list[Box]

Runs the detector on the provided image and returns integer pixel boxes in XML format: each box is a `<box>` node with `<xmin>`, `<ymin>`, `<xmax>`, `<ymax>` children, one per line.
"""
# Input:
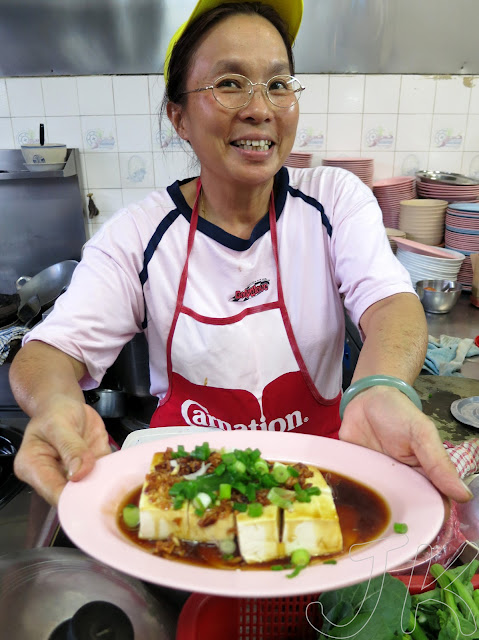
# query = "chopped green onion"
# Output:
<box><xmin>323</xmin><ymin>559</ymin><xmax>337</xmax><ymax>565</ymax></box>
<box><xmin>295</xmin><ymin>491</ymin><xmax>311</xmax><ymax>503</ymax></box>
<box><xmin>171</xmin><ymin>444</ymin><xmax>188</xmax><ymax>459</ymax></box>
<box><xmin>254</xmin><ymin>459</ymin><xmax>269</xmax><ymax>475</ymax></box>
<box><xmin>272</xmin><ymin>462</ymin><xmax>289</xmax><ymax>484</ymax></box>
<box><xmin>214</xmin><ymin>463</ymin><xmax>226</xmax><ymax>476</ymax></box>
<box><xmin>233</xmin><ymin>502</ymin><xmax>247</xmax><ymax>512</ymax></box>
<box><xmin>219</xmin><ymin>483</ymin><xmax>232</xmax><ymax>500</ymax></box>
<box><xmin>233</xmin><ymin>460</ymin><xmax>246</xmax><ymax>475</ymax></box>
<box><xmin>286</xmin><ymin>565</ymin><xmax>305</xmax><ymax>579</ymax></box>
<box><xmin>195</xmin><ymin>508</ymin><xmax>205</xmax><ymax>517</ymax></box>
<box><xmin>183</xmin><ymin>481</ymin><xmax>198</xmax><ymax>500</ymax></box>
<box><xmin>291</xmin><ymin>548</ymin><xmax>311</xmax><ymax>567</ymax></box>
<box><xmin>248</xmin><ymin>502</ymin><xmax>263</xmax><ymax>518</ymax></box>
<box><xmin>232</xmin><ymin>481</ymin><xmax>247</xmax><ymax>495</ymax></box>
<box><xmin>306</xmin><ymin>486</ymin><xmax>321</xmax><ymax>496</ymax></box>
<box><xmin>394</xmin><ymin>522</ymin><xmax>408</xmax><ymax>534</ymax></box>
<box><xmin>271</xmin><ymin>565</ymin><xmax>284</xmax><ymax>571</ymax></box>
<box><xmin>287</xmin><ymin>466</ymin><xmax>300</xmax><ymax>477</ymax></box>
<box><xmin>192</xmin><ymin>492</ymin><xmax>212</xmax><ymax>511</ymax></box>
<box><xmin>222</xmin><ymin>452</ymin><xmax>236</xmax><ymax>466</ymax></box>
<box><xmin>260</xmin><ymin>474</ymin><xmax>278</xmax><ymax>488</ymax></box>
<box><xmin>122</xmin><ymin>504</ymin><xmax>140</xmax><ymax>528</ymax></box>
<box><xmin>191</xmin><ymin>442</ymin><xmax>211</xmax><ymax>461</ymax></box>
<box><xmin>218</xmin><ymin>539</ymin><xmax>236</xmax><ymax>555</ymax></box>
<box><xmin>267</xmin><ymin>486</ymin><xmax>295</xmax><ymax>510</ymax></box>
<box><xmin>251</xmin><ymin>448</ymin><xmax>261</xmax><ymax>462</ymax></box>
<box><xmin>173</xmin><ymin>497</ymin><xmax>184</xmax><ymax>510</ymax></box>
<box><xmin>245</xmin><ymin>483</ymin><xmax>257</xmax><ymax>502</ymax></box>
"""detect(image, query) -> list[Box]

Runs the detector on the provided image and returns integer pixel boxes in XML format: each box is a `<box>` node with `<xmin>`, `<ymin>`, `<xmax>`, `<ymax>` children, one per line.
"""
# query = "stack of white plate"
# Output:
<box><xmin>373</xmin><ymin>177</ymin><xmax>416</xmax><ymax>228</ymax></box>
<box><xmin>322</xmin><ymin>157</ymin><xmax>374</xmax><ymax>188</ymax></box>
<box><xmin>399</xmin><ymin>199</ymin><xmax>448</xmax><ymax>245</ymax></box>
<box><xmin>394</xmin><ymin>238</ymin><xmax>465</xmax><ymax>286</ymax></box>
<box><xmin>284</xmin><ymin>152</ymin><xmax>312</xmax><ymax>168</ymax></box>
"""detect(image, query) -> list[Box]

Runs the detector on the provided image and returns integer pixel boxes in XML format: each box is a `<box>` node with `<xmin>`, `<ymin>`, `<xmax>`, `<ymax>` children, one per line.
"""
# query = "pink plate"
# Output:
<box><xmin>393</xmin><ymin>237</ymin><xmax>457</xmax><ymax>258</ymax></box>
<box><xmin>58</xmin><ymin>431</ymin><xmax>445</xmax><ymax>598</ymax></box>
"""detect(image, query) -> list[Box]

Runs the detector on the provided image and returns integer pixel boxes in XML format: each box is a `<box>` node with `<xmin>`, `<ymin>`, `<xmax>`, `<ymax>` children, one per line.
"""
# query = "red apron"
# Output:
<box><xmin>151</xmin><ymin>180</ymin><xmax>340</xmax><ymax>437</ymax></box>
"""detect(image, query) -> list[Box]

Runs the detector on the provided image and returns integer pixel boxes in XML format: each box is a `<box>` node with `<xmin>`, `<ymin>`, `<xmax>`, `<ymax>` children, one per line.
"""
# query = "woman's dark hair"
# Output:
<box><xmin>162</xmin><ymin>2</ymin><xmax>296</xmax><ymax>113</ymax></box>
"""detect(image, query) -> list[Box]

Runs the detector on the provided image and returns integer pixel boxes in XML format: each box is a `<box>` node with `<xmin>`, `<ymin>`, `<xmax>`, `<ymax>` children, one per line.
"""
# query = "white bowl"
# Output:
<box><xmin>24</xmin><ymin>162</ymin><xmax>66</xmax><ymax>172</ymax></box>
<box><xmin>21</xmin><ymin>143</ymin><xmax>67</xmax><ymax>165</ymax></box>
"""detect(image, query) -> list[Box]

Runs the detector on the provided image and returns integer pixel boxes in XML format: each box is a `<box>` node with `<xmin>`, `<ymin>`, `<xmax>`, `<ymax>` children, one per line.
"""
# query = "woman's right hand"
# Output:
<box><xmin>14</xmin><ymin>394</ymin><xmax>112</xmax><ymax>506</ymax></box>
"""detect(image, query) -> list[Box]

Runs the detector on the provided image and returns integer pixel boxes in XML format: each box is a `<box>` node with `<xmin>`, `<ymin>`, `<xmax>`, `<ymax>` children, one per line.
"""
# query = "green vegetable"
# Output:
<box><xmin>218</xmin><ymin>539</ymin><xmax>236</xmax><ymax>555</ymax></box>
<box><xmin>247</xmin><ymin>502</ymin><xmax>263</xmax><ymax>518</ymax></box>
<box><xmin>315</xmin><ymin>560</ymin><xmax>479</xmax><ymax>639</ymax></box>
<box><xmin>232</xmin><ymin>502</ymin><xmax>247</xmax><ymax>512</ymax></box>
<box><xmin>267</xmin><ymin>486</ymin><xmax>295</xmax><ymax>510</ymax></box>
<box><xmin>214</xmin><ymin>463</ymin><xmax>226</xmax><ymax>476</ymax></box>
<box><xmin>393</xmin><ymin>522</ymin><xmax>408</xmax><ymax>534</ymax></box>
<box><xmin>122</xmin><ymin>504</ymin><xmax>140</xmax><ymax>528</ymax></box>
<box><xmin>192</xmin><ymin>492</ymin><xmax>212</xmax><ymax>511</ymax></box>
<box><xmin>272</xmin><ymin>462</ymin><xmax>290</xmax><ymax>483</ymax></box>
<box><xmin>291</xmin><ymin>548</ymin><xmax>311</xmax><ymax>567</ymax></box>
<box><xmin>219</xmin><ymin>483</ymin><xmax>232</xmax><ymax>500</ymax></box>
<box><xmin>221</xmin><ymin>452</ymin><xmax>236</xmax><ymax>466</ymax></box>
<box><xmin>254</xmin><ymin>459</ymin><xmax>269</xmax><ymax>475</ymax></box>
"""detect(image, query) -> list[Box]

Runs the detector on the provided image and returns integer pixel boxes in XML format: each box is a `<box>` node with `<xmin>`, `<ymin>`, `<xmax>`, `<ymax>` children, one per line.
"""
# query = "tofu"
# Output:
<box><xmin>137</xmin><ymin>448</ymin><xmax>343</xmax><ymax>565</ymax></box>
<box><xmin>283</xmin><ymin>467</ymin><xmax>343</xmax><ymax>557</ymax></box>
<box><xmin>188</xmin><ymin>503</ymin><xmax>236</xmax><ymax>543</ymax></box>
<box><xmin>236</xmin><ymin>505</ymin><xmax>281</xmax><ymax>564</ymax></box>
<box><xmin>138</xmin><ymin>452</ymin><xmax>189</xmax><ymax>540</ymax></box>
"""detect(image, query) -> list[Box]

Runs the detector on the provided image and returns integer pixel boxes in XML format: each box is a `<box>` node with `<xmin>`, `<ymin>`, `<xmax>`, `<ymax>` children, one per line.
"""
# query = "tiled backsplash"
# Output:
<box><xmin>1</xmin><ymin>73</ymin><xmax>479</xmax><ymax>237</ymax></box>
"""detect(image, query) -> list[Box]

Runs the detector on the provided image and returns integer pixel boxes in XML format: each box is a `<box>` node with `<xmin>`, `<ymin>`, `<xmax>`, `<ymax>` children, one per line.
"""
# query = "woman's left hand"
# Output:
<box><xmin>338</xmin><ymin>384</ymin><xmax>473</xmax><ymax>503</ymax></box>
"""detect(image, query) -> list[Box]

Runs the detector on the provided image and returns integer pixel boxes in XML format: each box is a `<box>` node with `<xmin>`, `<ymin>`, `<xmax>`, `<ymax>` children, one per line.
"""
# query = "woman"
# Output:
<box><xmin>9</xmin><ymin>0</ymin><xmax>471</xmax><ymax>506</ymax></box>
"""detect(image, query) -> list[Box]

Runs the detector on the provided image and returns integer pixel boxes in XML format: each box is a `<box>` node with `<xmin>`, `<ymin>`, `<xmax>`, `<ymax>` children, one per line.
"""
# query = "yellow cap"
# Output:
<box><xmin>164</xmin><ymin>0</ymin><xmax>303</xmax><ymax>83</ymax></box>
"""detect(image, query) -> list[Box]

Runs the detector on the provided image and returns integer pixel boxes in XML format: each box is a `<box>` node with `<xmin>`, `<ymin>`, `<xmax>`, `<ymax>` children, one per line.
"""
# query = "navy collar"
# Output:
<box><xmin>166</xmin><ymin>167</ymin><xmax>290</xmax><ymax>251</ymax></box>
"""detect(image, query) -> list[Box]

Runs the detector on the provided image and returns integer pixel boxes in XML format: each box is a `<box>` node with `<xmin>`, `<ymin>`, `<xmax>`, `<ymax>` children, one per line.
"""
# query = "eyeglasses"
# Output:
<box><xmin>180</xmin><ymin>74</ymin><xmax>305</xmax><ymax>109</ymax></box>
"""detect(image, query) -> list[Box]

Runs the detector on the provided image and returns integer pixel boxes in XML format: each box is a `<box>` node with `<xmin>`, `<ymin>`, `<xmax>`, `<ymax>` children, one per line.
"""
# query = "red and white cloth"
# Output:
<box><xmin>444</xmin><ymin>439</ymin><xmax>479</xmax><ymax>479</ymax></box>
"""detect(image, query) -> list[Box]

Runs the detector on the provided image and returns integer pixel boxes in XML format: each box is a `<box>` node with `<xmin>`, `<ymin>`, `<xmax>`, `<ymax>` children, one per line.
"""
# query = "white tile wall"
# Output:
<box><xmin>0</xmin><ymin>79</ymin><xmax>10</xmax><ymax>117</ymax></box>
<box><xmin>328</xmin><ymin>75</ymin><xmax>365</xmax><ymax>113</ymax></box>
<box><xmin>0</xmin><ymin>73</ymin><xmax>478</xmax><ymax>238</ymax></box>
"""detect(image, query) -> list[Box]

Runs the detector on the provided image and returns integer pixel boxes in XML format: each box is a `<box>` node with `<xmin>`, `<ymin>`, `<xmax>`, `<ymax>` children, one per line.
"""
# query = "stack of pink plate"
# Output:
<box><xmin>399</xmin><ymin>199</ymin><xmax>448</xmax><ymax>246</ymax></box>
<box><xmin>322</xmin><ymin>157</ymin><xmax>374</xmax><ymax>188</ymax></box>
<box><xmin>445</xmin><ymin>202</ymin><xmax>479</xmax><ymax>291</ymax></box>
<box><xmin>394</xmin><ymin>237</ymin><xmax>465</xmax><ymax>287</ymax></box>
<box><xmin>416</xmin><ymin>171</ymin><xmax>479</xmax><ymax>203</ymax></box>
<box><xmin>284</xmin><ymin>152</ymin><xmax>312</xmax><ymax>168</ymax></box>
<box><xmin>373</xmin><ymin>177</ymin><xmax>416</xmax><ymax>228</ymax></box>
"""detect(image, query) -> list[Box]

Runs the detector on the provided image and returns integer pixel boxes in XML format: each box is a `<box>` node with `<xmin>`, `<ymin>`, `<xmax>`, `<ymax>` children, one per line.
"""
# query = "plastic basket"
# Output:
<box><xmin>176</xmin><ymin>592</ymin><xmax>322</xmax><ymax>640</ymax></box>
<box><xmin>176</xmin><ymin>574</ymin><xmax>479</xmax><ymax>640</ymax></box>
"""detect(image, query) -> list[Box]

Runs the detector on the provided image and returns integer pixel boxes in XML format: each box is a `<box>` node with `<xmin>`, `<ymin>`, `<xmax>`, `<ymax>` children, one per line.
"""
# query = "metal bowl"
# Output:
<box><xmin>416</xmin><ymin>279</ymin><xmax>462</xmax><ymax>314</ymax></box>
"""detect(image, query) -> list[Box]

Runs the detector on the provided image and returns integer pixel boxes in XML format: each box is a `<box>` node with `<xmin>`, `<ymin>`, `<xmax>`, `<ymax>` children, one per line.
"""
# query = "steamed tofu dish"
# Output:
<box><xmin>134</xmin><ymin>442</ymin><xmax>343</xmax><ymax>565</ymax></box>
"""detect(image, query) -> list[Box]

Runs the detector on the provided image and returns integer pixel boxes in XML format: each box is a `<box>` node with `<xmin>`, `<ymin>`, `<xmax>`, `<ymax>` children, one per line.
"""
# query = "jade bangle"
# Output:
<box><xmin>339</xmin><ymin>374</ymin><xmax>422</xmax><ymax>420</ymax></box>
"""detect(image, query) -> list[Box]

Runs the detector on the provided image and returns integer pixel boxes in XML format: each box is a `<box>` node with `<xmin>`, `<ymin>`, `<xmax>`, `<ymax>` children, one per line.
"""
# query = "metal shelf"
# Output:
<box><xmin>0</xmin><ymin>148</ymin><xmax>79</xmax><ymax>180</ymax></box>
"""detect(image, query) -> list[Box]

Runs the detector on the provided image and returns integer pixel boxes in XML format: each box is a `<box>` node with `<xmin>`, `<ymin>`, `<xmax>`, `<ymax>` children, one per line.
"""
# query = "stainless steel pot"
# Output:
<box><xmin>85</xmin><ymin>389</ymin><xmax>127</xmax><ymax>418</ymax></box>
<box><xmin>0</xmin><ymin>548</ymin><xmax>176</xmax><ymax>640</ymax></box>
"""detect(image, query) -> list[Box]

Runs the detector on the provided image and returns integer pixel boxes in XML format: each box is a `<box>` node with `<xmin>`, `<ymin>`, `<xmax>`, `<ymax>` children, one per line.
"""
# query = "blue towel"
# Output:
<box><xmin>0</xmin><ymin>325</ymin><xmax>29</xmax><ymax>365</ymax></box>
<box><xmin>423</xmin><ymin>334</ymin><xmax>479</xmax><ymax>376</ymax></box>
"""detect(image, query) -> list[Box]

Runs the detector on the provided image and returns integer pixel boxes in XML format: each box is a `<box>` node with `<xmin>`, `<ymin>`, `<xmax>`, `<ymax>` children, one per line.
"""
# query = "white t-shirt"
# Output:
<box><xmin>24</xmin><ymin>165</ymin><xmax>415</xmax><ymax>400</ymax></box>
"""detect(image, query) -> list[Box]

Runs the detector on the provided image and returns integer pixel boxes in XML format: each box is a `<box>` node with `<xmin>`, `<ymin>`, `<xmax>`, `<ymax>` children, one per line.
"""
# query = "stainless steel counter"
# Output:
<box><xmin>425</xmin><ymin>292</ymin><xmax>479</xmax><ymax>380</ymax></box>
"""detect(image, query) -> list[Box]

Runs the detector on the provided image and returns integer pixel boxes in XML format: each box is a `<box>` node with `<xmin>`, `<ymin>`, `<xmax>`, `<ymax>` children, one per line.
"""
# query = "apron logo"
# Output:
<box><xmin>231</xmin><ymin>278</ymin><xmax>270</xmax><ymax>302</ymax></box>
<box><xmin>181</xmin><ymin>399</ymin><xmax>308</xmax><ymax>432</ymax></box>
